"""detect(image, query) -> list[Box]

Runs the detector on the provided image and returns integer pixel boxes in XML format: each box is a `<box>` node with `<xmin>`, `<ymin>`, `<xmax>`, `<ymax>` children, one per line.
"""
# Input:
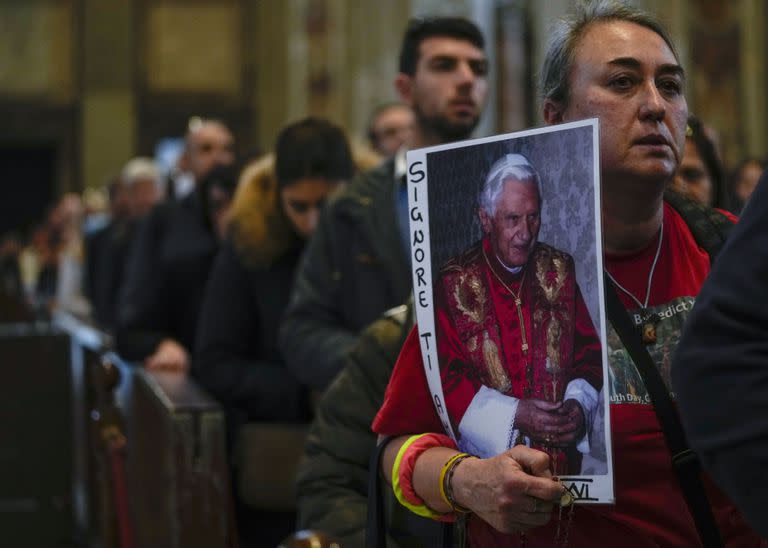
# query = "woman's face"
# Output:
<box><xmin>672</xmin><ymin>137</ymin><xmax>713</xmax><ymax>206</ymax></box>
<box><xmin>280</xmin><ymin>177</ymin><xmax>343</xmax><ymax>239</ymax></box>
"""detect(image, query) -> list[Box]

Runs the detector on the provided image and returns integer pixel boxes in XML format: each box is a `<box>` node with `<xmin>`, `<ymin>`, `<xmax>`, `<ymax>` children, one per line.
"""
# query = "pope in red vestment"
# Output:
<box><xmin>433</xmin><ymin>153</ymin><xmax>603</xmax><ymax>475</ymax></box>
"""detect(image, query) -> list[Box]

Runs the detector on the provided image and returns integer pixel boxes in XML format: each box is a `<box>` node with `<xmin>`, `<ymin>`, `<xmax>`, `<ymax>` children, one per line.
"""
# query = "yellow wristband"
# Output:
<box><xmin>392</xmin><ymin>434</ymin><xmax>446</xmax><ymax>519</ymax></box>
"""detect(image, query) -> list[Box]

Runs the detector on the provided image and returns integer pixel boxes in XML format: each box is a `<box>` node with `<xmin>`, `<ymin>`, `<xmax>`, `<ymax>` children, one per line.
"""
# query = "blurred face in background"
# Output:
<box><xmin>48</xmin><ymin>193</ymin><xmax>84</xmax><ymax>247</ymax></box>
<box><xmin>280</xmin><ymin>178</ymin><xmax>343</xmax><ymax>240</ymax></box>
<box><xmin>370</xmin><ymin>105</ymin><xmax>414</xmax><ymax>157</ymax></box>
<box><xmin>672</xmin><ymin>137</ymin><xmax>712</xmax><ymax>205</ymax></box>
<box><xmin>130</xmin><ymin>178</ymin><xmax>163</xmax><ymax>219</ymax></box>
<box><xmin>735</xmin><ymin>160</ymin><xmax>763</xmax><ymax>205</ymax></box>
<box><xmin>183</xmin><ymin>121</ymin><xmax>236</xmax><ymax>181</ymax></box>
<box><xmin>110</xmin><ymin>180</ymin><xmax>132</xmax><ymax>221</ymax></box>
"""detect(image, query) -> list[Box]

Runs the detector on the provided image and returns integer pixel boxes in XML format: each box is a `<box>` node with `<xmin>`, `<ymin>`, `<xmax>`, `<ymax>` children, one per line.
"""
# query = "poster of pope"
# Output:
<box><xmin>406</xmin><ymin>119</ymin><xmax>613</xmax><ymax>502</ymax></box>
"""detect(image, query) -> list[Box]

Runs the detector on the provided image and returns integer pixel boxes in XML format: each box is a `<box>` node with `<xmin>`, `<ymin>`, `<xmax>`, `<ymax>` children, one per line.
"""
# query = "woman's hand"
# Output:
<box><xmin>451</xmin><ymin>445</ymin><xmax>564</xmax><ymax>534</ymax></box>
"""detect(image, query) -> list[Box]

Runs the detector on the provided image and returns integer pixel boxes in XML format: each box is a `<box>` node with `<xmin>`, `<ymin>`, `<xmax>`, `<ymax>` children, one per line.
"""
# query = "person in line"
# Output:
<box><xmin>116</xmin><ymin>120</ymin><xmax>238</xmax><ymax>371</ymax></box>
<box><xmin>728</xmin><ymin>156</ymin><xmax>765</xmax><ymax>213</ymax></box>
<box><xmin>195</xmin><ymin>117</ymin><xmax>367</xmax><ymax>548</ymax></box>
<box><xmin>366</xmin><ymin>102</ymin><xmax>414</xmax><ymax>158</ymax></box>
<box><xmin>295</xmin><ymin>302</ymin><xmax>424</xmax><ymax>547</ymax></box>
<box><xmin>86</xmin><ymin>159</ymin><xmax>165</xmax><ymax>329</ymax></box>
<box><xmin>279</xmin><ymin>16</ymin><xmax>490</xmax><ymax>391</ymax></box>
<box><xmin>168</xmin><ymin>117</ymin><xmax>236</xmax><ymax>201</ymax></box>
<box><xmin>671</xmin><ymin>114</ymin><xmax>726</xmax><ymax>208</ymax></box>
<box><xmin>373</xmin><ymin>2</ymin><xmax>761</xmax><ymax>545</ymax></box>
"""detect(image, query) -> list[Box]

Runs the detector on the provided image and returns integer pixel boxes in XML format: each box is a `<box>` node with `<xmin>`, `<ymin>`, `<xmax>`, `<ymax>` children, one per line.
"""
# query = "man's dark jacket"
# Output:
<box><xmin>279</xmin><ymin>158</ymin><xmax>411</xmax><ymax>390</ymax></box>
<box><xmin>116</xmin><ymin>191</ymin><xmax>217</xmax><ymax>361</ymax></box>
<box><xmin>673</xmin><ymin>174</ymin><xmax>768</xmax><ymax>538</ymax></box>
<box><xmin>85</xmin><ymin>219</ymin><xmax>134</xmax><ymax>329</ymax></box>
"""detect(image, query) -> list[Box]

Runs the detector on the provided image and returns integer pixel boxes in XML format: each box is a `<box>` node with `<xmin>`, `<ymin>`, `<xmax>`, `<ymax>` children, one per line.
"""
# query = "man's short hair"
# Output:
<box><xmin>274</xmin><ymin>117</ymin><xmax>354</xmax><ymax>189</ymax></box>
<box><xmin>478</xmin><ymin>154</ymin><xmax>541</xmax><ymax>215</ymax></box>
<box><xmin>540</xmin><ymin>0</ymin><xmax>679</xmax><ymax>106</ymax></box>
<box><xmin>122</xmin><ymin>157</ymin><xmax>161</xmax><ymax>186</ymax></box>
<box><xmin>398</xmin><ymin>17</ymin><xmax>485</xmax><ymax>76</ymax></box>
<box><xmin>184</xmin><ymin>117</ymin><xmax>231</xmax><ymax>148</ymax></box>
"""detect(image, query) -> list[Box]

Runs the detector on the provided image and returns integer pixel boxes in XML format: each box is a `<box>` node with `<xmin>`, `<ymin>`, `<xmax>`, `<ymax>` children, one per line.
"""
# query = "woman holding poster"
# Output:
<box><xmin>373</xmin><ymin>2</ymin><xmax>761</xmax><ymax>546</ymax></box>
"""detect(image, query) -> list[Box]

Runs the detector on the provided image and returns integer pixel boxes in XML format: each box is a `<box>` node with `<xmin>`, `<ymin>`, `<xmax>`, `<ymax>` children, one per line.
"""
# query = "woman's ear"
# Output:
<box><xmin>543</xmin><ymin>99</ymin><xmax>565</xmax><ymax>125</ymax></box>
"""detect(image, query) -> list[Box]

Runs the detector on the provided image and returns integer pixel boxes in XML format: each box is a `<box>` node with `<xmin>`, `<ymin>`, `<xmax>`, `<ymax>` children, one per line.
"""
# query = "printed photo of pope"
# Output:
<box><xmin>433</xmin><ymin>153</ymin><xmax>604</xmax><ymax>475</ymax></box>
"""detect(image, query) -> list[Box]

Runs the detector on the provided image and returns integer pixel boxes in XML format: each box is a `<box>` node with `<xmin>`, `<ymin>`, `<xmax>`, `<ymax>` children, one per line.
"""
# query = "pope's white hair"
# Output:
<box><xmin>478</xmin><ymin>153</ymin><xmax>541</xmax><ymax>215</ymax></box>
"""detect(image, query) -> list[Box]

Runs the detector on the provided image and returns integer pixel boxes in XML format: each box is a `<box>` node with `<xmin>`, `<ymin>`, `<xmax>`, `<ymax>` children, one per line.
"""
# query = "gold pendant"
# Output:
<box><xmin>641</xmin><ymin>321</ymin><xmax>657</xmax><ymax>345</ymax></box>
<box><xmin>639</xmin><ymin>310</ymin><xmax>660</xmax><ymax>345</ymax></box>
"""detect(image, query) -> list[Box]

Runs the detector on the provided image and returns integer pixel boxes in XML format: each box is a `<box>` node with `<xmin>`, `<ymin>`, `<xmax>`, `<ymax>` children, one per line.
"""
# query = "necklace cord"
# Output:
<box><xmin>605</xmin><ymin>220</ymin><xmax>664</xmax><ymax>310</ymax></box>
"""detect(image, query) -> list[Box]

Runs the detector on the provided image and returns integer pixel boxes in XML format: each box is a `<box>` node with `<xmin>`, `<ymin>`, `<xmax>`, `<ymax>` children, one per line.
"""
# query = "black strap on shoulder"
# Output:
<box><xmin>605</xmin><ymin>277</ymin><xmax>724</xmax><ymax>547</ymax></box>
<box><xmin>366</xmin><ymin>436</ymin><xmax>393</xmax><ymax>548</ymax></box>
<box><xmin>664</xmin><ymin>189</ymin><xmax>734</xmax><ymax>260</ymax></box>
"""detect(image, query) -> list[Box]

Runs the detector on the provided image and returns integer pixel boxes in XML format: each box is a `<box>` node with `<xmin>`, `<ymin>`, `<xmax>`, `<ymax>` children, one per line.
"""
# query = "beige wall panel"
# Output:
<box><xmin>740</xmin><ymin>0</ymin><xmax>766</xmax><ymax>157</ymax></box>
<box><xmin>253</xmin><ymin>1</ymin><xmax>280</xmax><ymax>149</ymax></box>
<box><xmin>146</xmin><ymin>4</ymin><xmax>241</xmax><ymax>94</ymax></box>
<box><xmin>410</xmin><ymin>0</ymin><xmax>471</xmax><ymax>17</ymax></box>
<box><xmin>82</xmin><ymin>92</ymin><xmax>135</xmax><ymax>189</ymax></box>
<box><xmin>640</xmin><ymin>0</ymin><xmax>689</xmax><ymax>71</ymax></box>
<box><xmin>320</xmin><ymin>0</ymin><xmax>345</xmax><ymax>122</ymax></box>
<box><xmin>285</xmin><ymin>0</ymin><xmax>310</xmax><ymax>122</ymax></box>
<box><xmin>343</xmin><ymin>0</ymin><xmax>412</xmax><ymax>140</ymax></box>
<box><xmin>254</xmin><ymin>0</ymin><xmax>416</xmax><ymax>148</ymax></box>
<box><xmin>254</xmin><ymin>0</ymin><xmax>296</xmax><ymax>148</ymax></box>
<box><xmin>0</xmin><ymin>2</ymin><xmax>73</xmax><ymax>100</ymax></box>
<box><xmin>83</xmin><ymin>0</ymin><xmax>133</xmax><ymax>90</ymax></box>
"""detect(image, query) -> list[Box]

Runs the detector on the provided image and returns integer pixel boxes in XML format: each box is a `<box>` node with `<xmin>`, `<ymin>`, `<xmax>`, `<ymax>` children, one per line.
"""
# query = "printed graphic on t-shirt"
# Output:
<box><xmin>607</xmin><ymin>296</ymin><xmax>696</xmax><ymax>404</ymax></box>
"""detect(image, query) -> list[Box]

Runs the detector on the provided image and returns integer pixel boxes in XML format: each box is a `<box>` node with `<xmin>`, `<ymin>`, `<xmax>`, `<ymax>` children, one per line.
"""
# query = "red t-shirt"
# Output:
<box><xmin>373</xmin><ymin>203</ymin><xmax>759</xmax><ymax>547</ymax></box>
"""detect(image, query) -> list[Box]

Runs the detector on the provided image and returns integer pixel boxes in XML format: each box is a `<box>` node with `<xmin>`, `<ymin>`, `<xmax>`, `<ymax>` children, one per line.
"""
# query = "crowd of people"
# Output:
<box><xmin>2</xmin><ymin>1</ymin><xmax>768</xmax><ymax>547</ymax></box>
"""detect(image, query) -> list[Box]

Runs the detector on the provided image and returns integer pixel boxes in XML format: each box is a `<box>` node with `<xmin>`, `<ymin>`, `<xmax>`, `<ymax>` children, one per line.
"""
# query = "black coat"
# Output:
<box><xmin>85</xmin><ymin>220</ymin><xmax>134</xmax><ymax>329</ymax></box>
<box><xmin>672</xmin><ymin>172</ymin><xmax>768</xmax><ymax>537</ymax></box>
<box><xmin>194</xmin><ymin>242</ymin><xmax>306</xmax><ymax>422</ymax></box>
<box><xmin>116</xmin><ymin>191</ymin><xmax>218</xmax><ymax>361</ymax></box>
<box><xmin>194</xmin><ymin>156</ymin><xmax>309</xmax><ymax>425</ymax></box>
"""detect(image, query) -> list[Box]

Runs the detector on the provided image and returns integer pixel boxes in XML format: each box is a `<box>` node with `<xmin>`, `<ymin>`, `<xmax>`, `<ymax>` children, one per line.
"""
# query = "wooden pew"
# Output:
<box><xmin>55</xmin><ymin>312</ymin><xmax>235</xmax><ymax>548</ymax></box>
<box><xmin>0</xmin><ymin>322</ymin><xmax>78</xmax><ymax>547</ymax></box>
<box><xmin>127</xmin><ymin>366</ymin><xmax>233</xmax><ymax>548</ymax></box>
<box><xmin>56</xmin><ymin>311</ymin><xmax>121</xmax><ymax>547</ymax></box>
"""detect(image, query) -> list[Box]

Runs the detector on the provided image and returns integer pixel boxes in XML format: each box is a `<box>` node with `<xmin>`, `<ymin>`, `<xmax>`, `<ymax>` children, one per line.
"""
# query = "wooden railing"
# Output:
<box><xmin>0</xmin><ymin>321</ymin><xmax>77</xmax><ymax>548</ymax></box>
<box><xmin>127</xmin><ymin>366</ymin><xmax>232</xmax><ymax>548</ymax></box>
<box><xmin>33</xmin><ymin>311</ymin><xmax>237</xmax><ymax>548</ymax></box>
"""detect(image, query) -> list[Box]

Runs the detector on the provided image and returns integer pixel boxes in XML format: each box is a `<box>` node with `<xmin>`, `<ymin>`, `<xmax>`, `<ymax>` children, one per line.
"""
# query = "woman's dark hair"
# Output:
<box><xmin>540</xmin><ymin>0</ymin><xmax>678</xmax><ymax>107</ymax></box>
<box><xmin>686</xmin><ymin>115</ymin><xmax>725</xmax><ymax>208</ymax></box>
<box><xmin>274</xmin><ymin>117</ymin><xmax>354</xmax><ymax>190</ymax></box>
<box><xmin>398</xmin><ymin>17</ymin><xmax>485</xmax><ymax>76</ymax></box>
